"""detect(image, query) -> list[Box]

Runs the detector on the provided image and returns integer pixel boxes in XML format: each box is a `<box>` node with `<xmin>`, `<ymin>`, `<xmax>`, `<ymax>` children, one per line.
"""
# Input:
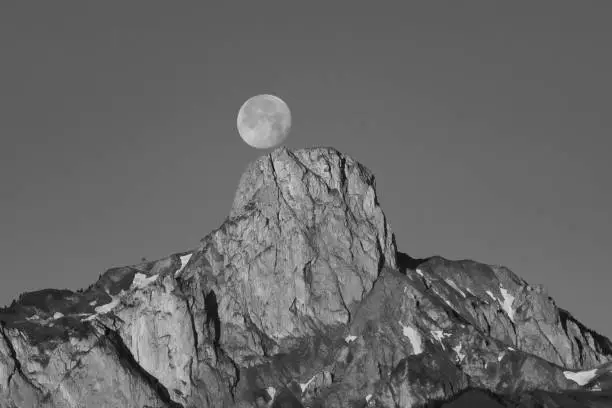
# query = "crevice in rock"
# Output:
<box><xmin>376</xmin><ymin>239</ymin><xmax>385</xmax><ymax>274</ymax></box>
<box><xmin>102</xmin><ymin>326</ymin><xmax>184</xmax><ymax>408</ymax></box>
<box><xmin>447</xmin><ymin>307</ymin><xmax>472</xmax><ymax>328</ymax></box>
<box><xmin>225</xmin><ymin>354</ymin><xmax>241</xmax><ymax>399</ymax></box>
<box><xmin>303</xmin><ymin>261</ymin><xmax>313</xmax><ymax>288</ymax></box>
<box><xmin>574</xmin><ymin>336</ymin><xmax>584</xmax><ymax>367</ymax></box>
<box><xmin>483</xmin><ymin>315</ymin><xmax>492</xmax><ymax>337</ymax></box>
<box><xmin>559</xmin><ymin>308</ymin><xmax>569</xmax><ymax>335</ymax></box>
<box><xmin>204</xmin><ymin>290</ymin><xmax>221</xmax><ymax>347</ymax></box>
<box><xmin>289</xmin><ymin>298</ymin><xmax>298</xmax><ymax>315</ymax></box>
<box><xmin>201</xmin><ymin>289</ymin><xmax>241</xmax><ymax>398</ymax></box>
<box><xmin>377</xmin><ymin>362</ymin><xmax>387</xmax><ymax>381</ymax></box>
<box><xmin>269</xmin><ymin>155</ymin><xmax>310</xmax><ymax>236</ymax></box>
<box><xmin>290</xmin><ymin>148</ymin><xmax>334</xmax><ymax>191</ymax></box>
<box><xmin>387</xmin><ymin>382</ymin><xmax>401</xmax><ymax>408</ymax></box>
<box><xmin>185</xmin><ymin>297</ymin><xmax>200</xmax><ymax>360</ymax></box>
<box><xmin>508</xmin><ymin>317</ymin><xmax>517</xmax><ymax>344</ymax></box>
<box><xmin>338</xmin><ymin>155</ymin><xmax>348</xmax><ymax>194</ymax></box>
<box><xmin>538</xmin><ymin>326</ymin><xmax>568</xmax><ymax>367</ymax></box>
<box><xmin>241</xmin><ymin>311</ymin><xmax>277</xmax><ymax>358</ymax></box>
<box><xmin>326</xmin><ymin>259</ymin><xmax>351</xmax><ymax>324</ymax></box>
<box><xmin>273</xmin><ymin>245</ymin><xmax>279</xmax><ymax>275</ymax></box>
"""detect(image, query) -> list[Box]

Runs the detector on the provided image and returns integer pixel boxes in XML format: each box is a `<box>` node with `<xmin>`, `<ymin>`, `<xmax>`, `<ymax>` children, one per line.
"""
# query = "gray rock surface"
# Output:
<box><xmin>189</xmin><ymin>146</ymin><xmax>397</xmax><ymax>365</ymax></box>
<box><xmin>0</xmin><ymin>146</ymin><xmax>610</xmax><ymax>407</ymax></box>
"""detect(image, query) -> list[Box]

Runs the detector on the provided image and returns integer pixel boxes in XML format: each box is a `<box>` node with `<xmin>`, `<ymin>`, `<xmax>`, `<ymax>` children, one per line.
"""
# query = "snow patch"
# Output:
<box><xmin>345</xmin><ymin>335</ymin><xmax>358</xmax><ymax>343</ymax></box>
<box><xmin>453</xmin><ymin>343</ymin><xmax>466</xmax><ymax>362</ymax></box>
<box><xmin>563</xmin><ymin>369</ymin><xmax>598</xmax><ymax>386</ymax></box>
<box><xmin>500</xmin><ymin>286</ymin><xmax>516</xmax><ymax>322</ymax></box>
<box><xmin>89</xmin><ymin>300</ymin><xmax>97</xmax><ymax>306</ymax></box>
<box><xmin>300</xmin><ymin>375</ymin><xmax>316</xmax><ymax>392</ymax></box>
<box><xmin>131</xmin><ymin>273</ymin><xmax>158</xmax><ymax>290</ymax></box>
<box><xmin>94</xmin><ymin>291</ymin><xmax>125</xmax><ymax>315</ymax></box>
<box><xmin>497</xmin><ymin>352</ymin><xmax>505</xmax><ymax>362</ymax></box>
<box><xmin>431</xmin><ymin>330</ymin><xmax>450</xmax><ymax>349</ymax></box>
<box><xmin>52</xmin><ymin>312</ymin><xmax>64</xmax><ymax>319</ymax></box>
<box><xmin>26</xmin><ymin>315</ymin><xmax>40</xmax><ymax>321</ymax></box>
<box><xmin>444</xmin><ymin>299</ymin><xmax>454</xmax><ymax>309</ymax></box>
<box><xmin>415</xmin><ymin>268</ymin><xmax>424</xmax><ymax>277</ymax></box>
<box><xmin>431</xmin><ymin>330</ymin><xmax>444</xmax><ymax>342</ymax></box>
<box><xmin>175</xmin><ymin>253</ymin><xmax>193</xmax><ymax>277</ymax></box>
<box><xmin>95</xmin><ymin>298</ymin><xmax>120</xmax><ymax>314</ymax></box>
<box><xmin>445</xmin><ymin>279</ymin><xmax>466</xmax><ymax>297</ymax></box>
<box><xmin>399</xmin><ymin>321</ymin><xmax>423</xmax><ymax>355</ymax></box>
<box><xmin>485</xmin><ymin>290</ymin><xmax>496</xmax><ymax>301</ymax></box>
<box><xmin>266</xmin><ymin>387</ymin><xmax>276</xmax><ymax>401</ymax></box>
<box><xmin>81</xmin><ymin>314</ymin><xmax>97</xmax><ymax>322</ymax></box>
<box><xmin>365</xmin><ymin>394</ymin><xmax>372</xmax><ymax>402</ymax></box>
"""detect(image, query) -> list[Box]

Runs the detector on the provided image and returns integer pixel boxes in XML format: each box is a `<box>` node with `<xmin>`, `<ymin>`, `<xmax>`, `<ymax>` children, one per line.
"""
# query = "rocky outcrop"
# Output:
<box><xmin>0</xmin><ymin>146</ymin><xmax>610</xmax><ymax>407</ymax></box>
<box><xmin>413</xmin><ymin>256</ymin><xmax>612</xmax><ymax>370</ymax></box>
<box><xmin>188</xmin><ymin>146</ymin><xmax>397</xmax><ymax>366</ymax></box>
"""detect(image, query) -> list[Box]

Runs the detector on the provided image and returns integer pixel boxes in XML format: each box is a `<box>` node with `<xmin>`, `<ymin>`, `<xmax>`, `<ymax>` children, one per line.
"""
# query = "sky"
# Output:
<box><xmin>1</xmin><ymin>3</ymin><xmax>611</xmax><ymax>338</ymax></box>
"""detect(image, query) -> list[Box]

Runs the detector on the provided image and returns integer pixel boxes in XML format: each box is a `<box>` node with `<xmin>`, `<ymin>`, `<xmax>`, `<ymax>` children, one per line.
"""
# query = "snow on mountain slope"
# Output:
<box><xmin>564</xmin><ymin>368</ymin><xmax>598</xmax><ymax>386</ymax></box>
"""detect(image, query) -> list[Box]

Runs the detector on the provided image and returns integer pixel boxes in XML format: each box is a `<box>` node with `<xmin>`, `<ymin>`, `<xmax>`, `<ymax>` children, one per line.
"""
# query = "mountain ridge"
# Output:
<box><xmin>0</xmin><ymin>146</ymin><xmax>610</xmax><ymax>407</ymax></box>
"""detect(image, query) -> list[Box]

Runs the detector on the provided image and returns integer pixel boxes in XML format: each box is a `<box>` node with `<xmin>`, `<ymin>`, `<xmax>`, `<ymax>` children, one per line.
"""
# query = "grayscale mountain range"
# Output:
<box><xmin>1</xmin><ymin>147</ymin><xmax>610</xmax><ymax>407</ymax></box>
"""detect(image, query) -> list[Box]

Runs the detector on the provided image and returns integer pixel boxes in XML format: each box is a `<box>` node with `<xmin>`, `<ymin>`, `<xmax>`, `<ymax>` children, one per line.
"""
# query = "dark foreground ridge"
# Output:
<box><xmin>0</xmin><ymin>146</ymin><xmax>611</xmax><ymax>407</ymax></box>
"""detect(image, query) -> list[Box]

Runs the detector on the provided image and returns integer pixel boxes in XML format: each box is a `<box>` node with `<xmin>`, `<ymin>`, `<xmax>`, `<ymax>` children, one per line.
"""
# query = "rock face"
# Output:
<box><xmin>0</xmin><ymin>146</ymin><xmax>611</xmax><ymax>408</ymax></box>
<box><xmin>197</xmin><ymin>147</ymin><xmax>397</xmax><ymax>365</ymax></box>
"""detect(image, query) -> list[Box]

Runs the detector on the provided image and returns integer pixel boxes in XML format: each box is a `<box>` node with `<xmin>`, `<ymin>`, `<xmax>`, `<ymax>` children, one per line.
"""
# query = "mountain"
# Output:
<box><xmin>1</xmin><ymin>146</ymin><xmax>611</xmax><ymax>408</ymax></box>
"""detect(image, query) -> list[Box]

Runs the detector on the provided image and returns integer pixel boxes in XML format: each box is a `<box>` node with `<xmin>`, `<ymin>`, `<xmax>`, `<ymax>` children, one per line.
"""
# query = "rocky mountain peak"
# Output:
<box><xmin>1</xmin><ymin>147</ymin><xmax>611</xmax><ymax>407</ymax></box>
<box><xmin>230</xmin><ymin>146</ymin><xmax>396</xmax><ymax>272</ymax></box>
<box><xmin>189</xmin><ymin>146</ymin><xmax>397</xmax><ymax>362</ymax></box>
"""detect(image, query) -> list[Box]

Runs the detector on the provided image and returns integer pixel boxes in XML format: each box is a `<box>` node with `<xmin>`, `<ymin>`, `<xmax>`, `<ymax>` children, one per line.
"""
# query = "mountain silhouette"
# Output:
<box><xmin>0</xmin><ymin>147</ymin><xmax>610</xmax><ymax>407</ymax></box>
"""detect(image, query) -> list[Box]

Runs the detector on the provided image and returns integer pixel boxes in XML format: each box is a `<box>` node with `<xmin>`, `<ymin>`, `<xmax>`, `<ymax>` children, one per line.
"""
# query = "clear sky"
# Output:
<box><xmin>1</xmin><ymin>3</ymin><xmax>610</xmax><ymax>338</ymax></box>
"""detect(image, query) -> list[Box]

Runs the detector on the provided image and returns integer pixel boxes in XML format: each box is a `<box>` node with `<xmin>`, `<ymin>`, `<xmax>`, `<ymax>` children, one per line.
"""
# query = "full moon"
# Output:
<box><xmin>236</xmin><ymin>94</ymin><xmax>292</xmax><ymax>149</ymax></box>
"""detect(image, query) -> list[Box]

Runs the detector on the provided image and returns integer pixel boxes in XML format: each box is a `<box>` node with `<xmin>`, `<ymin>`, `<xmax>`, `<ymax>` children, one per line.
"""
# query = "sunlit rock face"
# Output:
<box><xmin>414</xmin><ymin>257</ymin><xmax>612</xmax><ymax>371</ymax></box>
<box><xmin>185</xmin><ymin>146</ymin><xmax>397</xmax><ymax>365</ymax></box>
<box><xmin>0</xmin><ymin>146</ymin><xmax>611</xmax><ymax>408</ymax></box>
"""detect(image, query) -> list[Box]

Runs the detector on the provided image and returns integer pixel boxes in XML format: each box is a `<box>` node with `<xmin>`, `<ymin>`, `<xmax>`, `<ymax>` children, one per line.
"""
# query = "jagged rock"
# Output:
<box><xmin>182</xmin><ymin>146</ymin><xmax>397</xmax><ymax>366</ymax></box>
<box><xmin>0</xmin><ymin>146</ymin><xmax>610</xmax><ymax>408</ymax></box>
<box><xmin>414</xmin><ymin>256</ymin><xmax>612</xmax><ymax>370</ymax></box>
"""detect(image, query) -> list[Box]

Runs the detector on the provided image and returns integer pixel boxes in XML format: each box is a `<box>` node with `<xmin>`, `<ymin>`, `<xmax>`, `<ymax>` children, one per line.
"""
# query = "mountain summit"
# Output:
<box><xmin>1</xmin><ymin>147</ymin><xmax>611</xmax><ymax>407</ymax></box>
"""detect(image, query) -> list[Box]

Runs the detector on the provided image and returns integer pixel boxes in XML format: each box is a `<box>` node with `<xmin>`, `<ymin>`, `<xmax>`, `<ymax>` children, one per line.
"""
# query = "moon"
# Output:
<box><xmin>237</xmin><ymin>94</ymin><xmax>292</xmax><ymax>149</ymax></box>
